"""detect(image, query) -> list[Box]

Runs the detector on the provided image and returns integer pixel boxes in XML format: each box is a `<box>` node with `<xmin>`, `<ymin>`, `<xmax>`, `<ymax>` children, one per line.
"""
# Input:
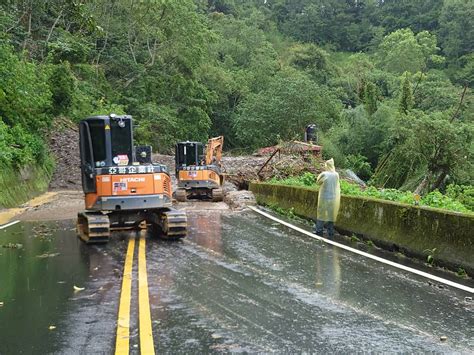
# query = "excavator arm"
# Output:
<box><xmin>205</xmin><ymin>136</ymin><xmax>224</xmax><ymax>166</ymax></box>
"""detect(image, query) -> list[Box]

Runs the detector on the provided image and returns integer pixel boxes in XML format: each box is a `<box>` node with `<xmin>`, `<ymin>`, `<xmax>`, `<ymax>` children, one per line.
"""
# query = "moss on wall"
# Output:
<box><xmin>250</xmin><ymin>182</ymin><xmax>474</xmax><ymax>273</ymax></box>
<box><xmin>0</xmin><ymin>160</ymin><xmax>54</xmax><ymax>208</ymax></box>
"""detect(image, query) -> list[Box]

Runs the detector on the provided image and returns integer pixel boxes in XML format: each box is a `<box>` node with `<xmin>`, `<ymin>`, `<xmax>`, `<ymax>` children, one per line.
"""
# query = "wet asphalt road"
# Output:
<box><xmin>0</xmin><ymin>209</ymin><xmax>473</xmax><ymax>353</ymax></box>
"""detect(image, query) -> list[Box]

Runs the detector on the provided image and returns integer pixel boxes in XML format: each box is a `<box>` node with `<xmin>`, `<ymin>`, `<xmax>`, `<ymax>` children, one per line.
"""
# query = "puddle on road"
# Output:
<box><xmin>0</xmin><ymin>220</ymin><xmax>123</xmax><ymax>353</ymax></box>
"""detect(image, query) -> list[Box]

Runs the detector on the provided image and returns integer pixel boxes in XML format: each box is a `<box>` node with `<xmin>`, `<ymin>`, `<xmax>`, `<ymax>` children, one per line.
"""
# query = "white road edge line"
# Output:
<box><xmin>0</xmin><ymin>220</ymin><xmax>20</xmax><ymax>230</ymax></box>
<box><xmin>248</xmin><ymin>206</ymin><xmax>474</xmax><ymax>294</ymax></box>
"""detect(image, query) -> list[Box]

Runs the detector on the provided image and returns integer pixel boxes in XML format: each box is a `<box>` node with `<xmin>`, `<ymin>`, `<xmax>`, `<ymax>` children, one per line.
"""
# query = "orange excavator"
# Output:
<box><xmin>175</xmin><ymin>136</ymin><xmax>224</xmax><ymax>202</ymax></box>
<box><xmin>77</xmin><ymin>114</ymin><xmax>187</xmax><ymax>243</ymax></box>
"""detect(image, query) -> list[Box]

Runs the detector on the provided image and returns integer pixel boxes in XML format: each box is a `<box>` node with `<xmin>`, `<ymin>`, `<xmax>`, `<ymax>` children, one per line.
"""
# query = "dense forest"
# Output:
<box><xmin>0</xmin><ymin>0</ymin><xmax>472</xmax><ymax>199</ymax></box>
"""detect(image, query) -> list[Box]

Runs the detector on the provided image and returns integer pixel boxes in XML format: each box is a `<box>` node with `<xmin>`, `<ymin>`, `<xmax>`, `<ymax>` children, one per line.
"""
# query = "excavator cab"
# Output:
<box><xmin>77</xmin><ymin>114</ymin><xmax>187</xmax><ymax>243</ymax></box>
<box><xmin>79</xmin><ymin>115</ymin><xmax>134</xmax><ymax>193</ymax></box>
<box><xmin>175</xmin><ymin>141</ymin><xmax>205</xmax><ymax>170</ymax></box>
<box><xmin>175</xmin><ymin>137</ymin><xmax>224</xmax><ymax>202</ymax></box>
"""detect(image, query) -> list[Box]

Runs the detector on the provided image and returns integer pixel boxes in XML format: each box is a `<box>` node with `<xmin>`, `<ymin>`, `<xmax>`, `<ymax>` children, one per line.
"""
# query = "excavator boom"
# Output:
<box><xmin>205</xmin><ymin>136</ymin><xmax>224</xmax><ymax>166</ymax></box>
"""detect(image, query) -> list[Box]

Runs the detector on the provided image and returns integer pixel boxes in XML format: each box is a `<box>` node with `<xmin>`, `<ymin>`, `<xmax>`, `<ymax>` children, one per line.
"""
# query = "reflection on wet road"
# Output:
<box><xmin>0</xmin><ymin>210</ymin><xmax>473</xmax><ymax>353</ymax></box>
<box><xmin>149</xmin><ymin>211</ymin><xmax>473</xmax><ymax>353</ymax></box>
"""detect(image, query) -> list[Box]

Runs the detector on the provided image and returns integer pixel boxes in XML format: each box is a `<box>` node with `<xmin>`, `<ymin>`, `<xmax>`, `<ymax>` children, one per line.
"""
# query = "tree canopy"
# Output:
<box><xmin>0</xmin><ymin>0</ymin><xmax>472</xmax><ymax>196</ymax></box>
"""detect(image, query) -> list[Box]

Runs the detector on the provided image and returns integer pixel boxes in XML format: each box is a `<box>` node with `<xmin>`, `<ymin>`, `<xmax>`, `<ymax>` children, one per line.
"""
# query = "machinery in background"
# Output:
<box><xmin>77</xmin><ymin>114</ymin><xmax>187</xmax><ymax>243</ymax></box>
<box><xmin>175</xmin><ymin>136</ymin><xmax>224</xmax><ymax>202</ymax></box>
<box><xmin>304</xmin><ymin>124</ymin><xmax>318</xmax><ymax>144</ymax></box>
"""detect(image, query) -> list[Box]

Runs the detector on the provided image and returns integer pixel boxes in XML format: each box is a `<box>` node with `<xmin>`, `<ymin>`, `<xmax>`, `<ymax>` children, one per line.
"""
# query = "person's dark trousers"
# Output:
<box><xmin>314</xmin><ymin>219</ymin><xmax>334</xmax><ymax>238</ymax></box>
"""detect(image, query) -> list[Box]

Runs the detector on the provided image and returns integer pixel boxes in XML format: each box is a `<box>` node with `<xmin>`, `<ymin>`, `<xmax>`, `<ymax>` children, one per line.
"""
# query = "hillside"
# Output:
<box><xmin>0</xmin><ymin>0</ymin><xmax>472</xmax><ymax>207</ymax></box>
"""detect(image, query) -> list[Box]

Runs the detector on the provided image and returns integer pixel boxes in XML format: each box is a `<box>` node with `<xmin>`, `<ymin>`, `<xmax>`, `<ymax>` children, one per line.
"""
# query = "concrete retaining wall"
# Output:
<box><xmin>250</xmin><ymin>182</ymin><xmax>474</xmax><ymax>273</ymax></box>
<box><xmin>0</xmin><ymin>163</ymin><xmax>53</xmax><ymax>208</ymax></box>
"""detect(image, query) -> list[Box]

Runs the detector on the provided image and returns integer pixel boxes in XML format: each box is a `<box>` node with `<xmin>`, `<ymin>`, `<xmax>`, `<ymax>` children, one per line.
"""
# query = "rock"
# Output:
<box><xmin>224</xmin><ymin>190</ymin><xmax>256</xmax><ymax>209</ymax></box>
<box><xmin>440</xmin><ymin>336</ymin><xmax>447</xmax><ymax>342</ymax></box>
<box><xmin>223</xmin><ymin>181</ymin><xmax>237</xmax><ymax>193</ymax></box>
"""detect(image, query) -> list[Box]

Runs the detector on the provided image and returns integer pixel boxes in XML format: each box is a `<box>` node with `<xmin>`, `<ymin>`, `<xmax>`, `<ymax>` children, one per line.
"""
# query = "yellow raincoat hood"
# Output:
<box><xmin>325</xmin><ymin>158</ymin><xmax>336</xmax><ymax>172</ymax></box>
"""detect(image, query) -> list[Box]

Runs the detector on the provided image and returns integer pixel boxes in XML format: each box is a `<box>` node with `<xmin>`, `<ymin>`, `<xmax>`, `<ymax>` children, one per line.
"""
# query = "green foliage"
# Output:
<box><xmin>319</xmin><ymin>132</ymin><xmax>347</xmax><ymax>167</ymax></box>
<box><xmin>399</xmin><ymin>74</ymin><xmax>414</xmax><ymax>114</ymax></box>
<box><xmin>366</xmin><ymin>240</ymin><xmax>375</xmax><ymax>248</ymax></box>
<box><xmin>346</xmin><ymin>154</ymin><xmax>372</xmax><ymax>181</ymax></box>
<box><xmin>234</xmin><ymin>69</ymin><xmax>341</xmax><ymax>148</ymax></box>
<box><xmin>456</xmin><ymin>267</ymin><xmax>467</xmax><ymax>278</ymax></box>
<box><xmin>0</xmin><ymin>43</ymin><xmax>52</xmax><ymax>131</ymax></box>
<box><xmin>47</xmin><ymin>29</ymin><xmax>93</xmax><ymax>64</ymax></box>
<box><xmin>269</xmin><ymin>176</ymin><xmax>471</xmax><ymax>214</ymax></box>
<box><xmin>288</xmin><ymin>43</ymin><xmax>338</xmax><ymax>84</ymax></box>
<box><xmin>0</xmin><ymin>43</ymin><xmax>52</xmax><ymax>169</ymax></box>
<box><xmin>377</xmin><ymin>29</ymin><xmax>443</xmax><ymax>74</ymax></box>
<box><xmin>269</xmin><ymin>172</ymin><xmax>317</xmax><ymax>188</ymax></box>
<box><xmin>300</xmin><ymin>172</ymin><xmax>317</xmax><ymax>186</ymax></box>
<box><xmin>438</xmin><ymin>0</ymin><xmax>474</xmax><ymax>60</ymax></box>
<box><xmin>49</xmin><ymin>61</ymin><xmax>75</xmax><ymax>115</ymax></box>
<box><xmin>276</xmin><ymin>0</ymin><xmax>382</xmax><ymax>52</ymax></box>
<box><xmin>267</xmin><ymin>203</ymin><xmax>297</xmax><ymax>219</ymax></box>
<box><xmin>323</xmin><ymin>104</ymin><xmax>396</xmax><ymax>170</ymax></box>
<box><xmin>339</xmin><ymin>180</ymin><xmax>416</xmax><ymax>205</ymax></box>
<box><xmin>421</xmin><ymin>190</ymin><xmax>470</xmax><ymax>213</ymax></box>
<box><xmin>424</xmin><ymin>247</ymin><xmax>438</xmax><ymax>265</ymax></box>
<box><xmin>445</xmin><ymin>184</ymin><xmax>474</xmax><ymax>211</ymax></box>
<box><xmin>372</xmin><ymin>111</ymin><xmax>473</xmax><ymax>192</ymax></box>
<box><xmin>363</xmin><ymin>82</ymin><xmax>378</xmax><ymax>115</ymax></box>
<box><xmin>69</xmin><ymin>64</ymin><xmax>121</xmax><ymax>120</ymax></box>
<box><xmin>0</xmin><ymin>0</ymin><xmax>472</xmax><ymax>206</ymax></box>
<box><xmin>350</xmin><ymin>234</ymin><xmax>360</xmax><ymax>243</ymax></box>
<box><xmin>134</xmin><ymin>104</ymin><xmax>179</xmax><ymax>152</ymax></box>
<box><xmin>451</xmin><ymin>54</ymin><xmax>474</xmax><ymax>87</ymax></box>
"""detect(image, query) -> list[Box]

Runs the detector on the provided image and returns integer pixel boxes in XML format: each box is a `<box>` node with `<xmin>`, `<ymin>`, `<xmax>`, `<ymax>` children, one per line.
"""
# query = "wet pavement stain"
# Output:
<box><xmin>147</xmin><ymin>212</ymin><xmax>474</xmax><ymax>353</ymax></box>
<box><xmin>0</xmin><ymin>211</ymin><xmax>473</xmax><ymax>353</ymax></box>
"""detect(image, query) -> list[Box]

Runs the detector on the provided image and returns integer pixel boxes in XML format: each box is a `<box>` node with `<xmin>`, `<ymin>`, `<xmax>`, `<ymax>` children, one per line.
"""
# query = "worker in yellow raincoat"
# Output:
<box><xmin>314</xmin><ymin>158</ymin><xmax>340</xmax><ymax>238</ymax></box>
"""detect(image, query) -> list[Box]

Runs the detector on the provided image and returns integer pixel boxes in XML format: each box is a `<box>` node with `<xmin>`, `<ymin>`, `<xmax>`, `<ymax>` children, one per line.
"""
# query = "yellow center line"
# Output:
<box><xmin>139</xmin><ymin>235</ymin><xmax>155</xmax><ymax>354</ymax></box>
<box><xmin>115</xmin><ymin>237</ymin><xmax>136</xmax><ymax>355</ymax></box>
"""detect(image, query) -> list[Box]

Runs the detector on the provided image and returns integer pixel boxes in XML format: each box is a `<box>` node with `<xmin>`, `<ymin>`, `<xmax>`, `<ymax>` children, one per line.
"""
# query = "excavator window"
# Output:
<box><xmin>111</xmin><ymin>119</ymin><xmax>133</xmax><ymax>165</ymax></box>
<box><xmin>88</xmin><ymin>120</ymin><xmax>106</xmax><ymax>163</ymax></box>
<box><xmin>79</xmin><ymin>121</ymin><xmax>97</xmax><ymax>193</ymax></box>
<box><xmin>176</xmin><ymin>142</ymin><xmax>204</xmax><ymax>167</ymax></box>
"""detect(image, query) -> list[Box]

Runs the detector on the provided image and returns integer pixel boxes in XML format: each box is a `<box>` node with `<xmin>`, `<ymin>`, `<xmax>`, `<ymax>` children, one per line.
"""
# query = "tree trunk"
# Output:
<box><xmin>430</xmin><ymin>169</ymin><xmax>448</xmax><ymax>191</ymax></box>
<box><xmin>414</xmin><ymin>172</ymin><xmax>432</xmax><ymax>195</ymax></box>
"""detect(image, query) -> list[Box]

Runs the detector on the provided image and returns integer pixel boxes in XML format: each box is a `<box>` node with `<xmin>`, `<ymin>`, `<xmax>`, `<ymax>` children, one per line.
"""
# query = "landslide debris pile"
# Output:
<box><xmin>153</xmin><ymin>151</ymin><xmax>325</xmax><ymax>186</ymax></box>
<box><xmin>48</xmin><ymin>118</ymin><xmax>81</xmax><ymax>190</ymax></box>
<box><xmin>222</xmin><ymin>154</ymin><xmax>325</xmax><ymax>186</ymax></box>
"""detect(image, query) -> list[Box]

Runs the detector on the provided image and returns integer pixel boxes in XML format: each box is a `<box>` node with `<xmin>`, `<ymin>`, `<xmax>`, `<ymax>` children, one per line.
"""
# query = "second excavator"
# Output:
<box><xmin>175</xmin><ymin>136</ymin><xmax>224</xmax><ymax>202</ymax></box>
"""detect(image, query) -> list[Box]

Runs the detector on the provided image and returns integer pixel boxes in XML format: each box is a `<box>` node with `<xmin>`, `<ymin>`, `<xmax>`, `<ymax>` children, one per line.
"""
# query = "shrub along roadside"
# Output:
<box><xmin>268</xmin><ymin>173</ymin><xmax>472</xmax><ymax>214</ymax></box>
